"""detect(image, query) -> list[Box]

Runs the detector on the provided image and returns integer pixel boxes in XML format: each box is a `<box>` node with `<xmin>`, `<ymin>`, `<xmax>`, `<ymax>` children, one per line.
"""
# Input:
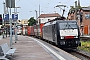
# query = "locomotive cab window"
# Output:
<box><xmin>59</xmin><ymin>22</ymin><xmax>78</xmax><ymax>30</ymax></box>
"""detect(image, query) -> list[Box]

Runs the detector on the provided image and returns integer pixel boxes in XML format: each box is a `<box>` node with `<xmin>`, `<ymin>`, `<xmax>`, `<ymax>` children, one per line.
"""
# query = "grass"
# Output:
<box><xmin>78</xmin><ymin>40</ymin><xmax>90</xmax><ymax>53</ymax></box>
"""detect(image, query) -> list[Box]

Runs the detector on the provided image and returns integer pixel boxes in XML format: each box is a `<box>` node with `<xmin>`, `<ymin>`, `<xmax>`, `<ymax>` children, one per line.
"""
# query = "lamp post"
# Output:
<box><xmin>13</xmin><ymin>6</ymin><xmax>20</xmax><ymax>43</ymax></box>
<box><xmin>3</xmin><ymin>2</ymin><xmax>6</xmax><ymax>38</ymax></box>
<box><xmin>75</xmin><ymin>1</ymin><xmax>77</xmax><ymax>20</ymax></box>
<box><xmin>9</xmin><ymin>0</ymin><xmax>13</xmax><ymax>49</ymax></box>
<box><xmin>35</xmin><ymin>10</ymin><xmax>38</xmax><ymax>21</ymax></box>
<box><xmin>30</xmin><ymin>10</ymin><xmax>38</xmax><ymax>24</ymax></box>
<box><xmin>30</xmin><ymin>10</ymin><xmax>38</xmax><ymax>20</ymax></box>
<box><xmin>5</xmin><ymin>0</ymin><xmax>15</xmax><ymax>49</ymax></box>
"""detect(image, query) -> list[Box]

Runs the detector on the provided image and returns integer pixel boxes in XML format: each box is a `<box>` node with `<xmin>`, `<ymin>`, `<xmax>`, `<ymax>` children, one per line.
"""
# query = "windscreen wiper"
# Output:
<box><xmin>68</xmin><ymin>24</ymin><xmax>74</xmax><ymax>30</ymax></box>
<box><xmin>63</xmin><ymin>24</ymin><xmax>68</xmax><ymax>30</ymax></box>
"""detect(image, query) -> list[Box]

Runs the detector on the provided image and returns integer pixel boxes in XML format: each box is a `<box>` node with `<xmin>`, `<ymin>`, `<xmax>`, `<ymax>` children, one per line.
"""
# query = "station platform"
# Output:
<box><xmin>80</xmin><ymin>35</ymin><xmax>90</xmax><ymax>40</ymax></box>
<box><xmin>0</xmin><ymin>35</ymin><xmax>80</xmax><ymax>60</ymax></box>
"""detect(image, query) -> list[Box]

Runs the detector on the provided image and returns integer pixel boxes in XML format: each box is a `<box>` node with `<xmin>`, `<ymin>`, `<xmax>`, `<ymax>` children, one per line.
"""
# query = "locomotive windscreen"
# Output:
<box><xmin>59</xmin><ymin>21</ymin><xmax>78</xmax><ymax>30</ymax></box>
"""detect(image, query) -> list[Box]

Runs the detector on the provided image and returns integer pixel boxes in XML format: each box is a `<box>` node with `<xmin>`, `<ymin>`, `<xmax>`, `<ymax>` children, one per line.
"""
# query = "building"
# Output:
<box><xmin>68</xmin><ymin>7</ymin><xmax>90</xmax><ymax>35</ymax></box>
<box><xmin>38</xmin><ymin>13</ymin><xmax>61</xmax><ymax>24</ymax></box>
<box><xmin>21</xmin><ymin>19</ymin><xmax>28</xmax><ymax>26</ymax></box>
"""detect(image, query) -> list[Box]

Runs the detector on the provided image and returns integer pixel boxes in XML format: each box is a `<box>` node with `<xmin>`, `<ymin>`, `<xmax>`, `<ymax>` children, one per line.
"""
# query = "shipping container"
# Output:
<box><xmin>33</xmin><ymin>23</ymin><xmax>44</xmax><ymax>38</ymax></box>
<box><xmin>33</xmin><ymin>25</ymin><xmax>38</xmax><ymax>37</ymax></box>
<box><xmin>27</xmin><ymin>26</ymin><xmax>30</xmax><ymax>36</ymax></box>
<box><xmin>27</xmin><ymin>26</ymin><xmax>34</xmax><ymax>36</ymax></box>
<box><xmin>40</xmin><ymin>23</ymin><xmax>44</xmax><ymax>38</ymax></box>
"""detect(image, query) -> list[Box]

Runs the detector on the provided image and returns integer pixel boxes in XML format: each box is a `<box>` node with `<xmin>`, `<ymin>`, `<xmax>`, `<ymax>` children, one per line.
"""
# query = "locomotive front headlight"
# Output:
<box><xmin>60</xmin><ymin>41</ymin><xmax>65</xmax><ymax>45</ymax></box>
<box><xmin>61</xmin><ymin>36</ymin><xmax>64</xmax><ymax>39</ymax></box>
<box><xmin>74</xmin><ymin>36</ymin><xmax>78</xmax><ymax>38</ymax></box>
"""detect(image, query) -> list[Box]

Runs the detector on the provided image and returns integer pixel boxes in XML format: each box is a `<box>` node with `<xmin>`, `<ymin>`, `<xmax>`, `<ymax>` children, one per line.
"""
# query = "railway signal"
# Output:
<box><xmin>0</xmin><ymin>14</ymin><xmax>2</xmax><ymax>25</ymax></box>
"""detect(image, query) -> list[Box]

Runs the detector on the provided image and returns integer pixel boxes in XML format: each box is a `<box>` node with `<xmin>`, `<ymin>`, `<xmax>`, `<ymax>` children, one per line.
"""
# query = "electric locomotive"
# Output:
<box><xmin>42</xmin><ymin>19</ymin><xmax>81</xmax><ymax>49</ymax></box>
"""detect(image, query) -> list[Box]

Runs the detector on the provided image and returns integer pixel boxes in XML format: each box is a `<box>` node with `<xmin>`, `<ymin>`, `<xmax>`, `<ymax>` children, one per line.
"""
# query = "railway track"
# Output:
<box><xmin>32</xmin><ymin>36</ymin><xmax>90</xmax><ymax>60</ymax></box>
<box><xmin>68</xmin><ymin>49</ymin><xmax>90</xmax><ymax>60</ymax></box>
<box><xmin>50</xmin><ymin>43</ymin><xmax>90</xmax><ymax>60</ymax></box>
<box><xmin>41</xmin><ymin>38</ymin><xmax>90</xmax><ymax>60</ymax></box>
<box><xmin>75</xmin><ymin>50</ymin><xmax>90</xmax><ymax>59</ymax></box>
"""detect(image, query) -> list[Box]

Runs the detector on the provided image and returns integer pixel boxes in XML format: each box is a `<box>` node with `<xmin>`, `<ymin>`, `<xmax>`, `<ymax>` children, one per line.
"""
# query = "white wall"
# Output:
<box><xmin>38</xmin><ymin>17</ymin><xmax>58</xmax><ymax>24</ymax></box>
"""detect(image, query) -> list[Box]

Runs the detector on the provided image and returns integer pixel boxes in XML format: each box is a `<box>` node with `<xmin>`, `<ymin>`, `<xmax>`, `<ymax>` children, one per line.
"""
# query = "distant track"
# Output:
<box><xmin>70</xmin><ymin>50</ymin><xmax>90</xmax><ymax>60</ymax></box>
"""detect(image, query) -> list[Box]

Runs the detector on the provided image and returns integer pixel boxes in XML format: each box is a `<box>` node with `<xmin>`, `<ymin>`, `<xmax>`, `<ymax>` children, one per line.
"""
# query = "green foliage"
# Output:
<box><xmin>70</xmin><ymin>5</ymin><xmax>82</xmax><ymax>10</ymax></box>
<box><xmin>28</xmin><ymin>17</ymin><xmax>37</xmax><ymax>26</ymax></box>
<box><xmin>78</xmin><ymin>41</ymin><xmax>90</xmax><ymax>52</ymax></box>
<box><xmin>76</xmin><ymin>6</ymin><xmax>82</xmax><ymax>9</ymax></box>
<box><xmin>70</xmin><ymin>6</ymin><xmax>75</xmax><ymax>10</ymax></box>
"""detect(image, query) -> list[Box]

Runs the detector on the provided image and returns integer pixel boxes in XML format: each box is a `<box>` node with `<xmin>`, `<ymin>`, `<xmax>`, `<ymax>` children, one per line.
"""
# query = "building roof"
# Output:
<box><xmin>68</xmin><ymin>7</ymin><xmax>90</xmax><ymax>14</ymax></box>
<box><xmin>38</xmin><ymin>13</ymin><xmax>61</xmax><ymax>18</ymax></box>
<box><xmin>82</xmin><ymin>7</ymin><xmax>90</xmax><ymax>11</ymax></box>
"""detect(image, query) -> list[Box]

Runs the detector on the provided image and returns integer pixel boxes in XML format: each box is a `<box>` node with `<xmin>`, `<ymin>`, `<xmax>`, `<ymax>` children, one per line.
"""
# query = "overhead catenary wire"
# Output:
<box><xmin>64</xmin><ymin>0</ymin><xmax>72</xmax><ymax>4</ymax></box>
<box><xmin>19</xmin><ymin>0</ymin><xmax>73</xmax><ymax>19</ymax></box>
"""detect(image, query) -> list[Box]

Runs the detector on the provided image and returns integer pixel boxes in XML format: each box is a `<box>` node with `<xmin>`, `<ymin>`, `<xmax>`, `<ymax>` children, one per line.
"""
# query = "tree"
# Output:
<box><xmin>70</xmin><ymin>6</ymin><xmax>75</xmax><ymax>10</ymax></box>
<box><xmin>28</xmin><ymin>17</ymin><xmax>37</xmax><ymax>26</ymax></box>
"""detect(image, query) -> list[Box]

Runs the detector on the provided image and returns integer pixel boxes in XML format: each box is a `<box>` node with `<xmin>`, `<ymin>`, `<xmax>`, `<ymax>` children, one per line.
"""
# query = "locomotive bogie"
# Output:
<box><xmin>58</xmin><ymin>39</ymin><xmax>81</xmax><ymax>48</ymax></box>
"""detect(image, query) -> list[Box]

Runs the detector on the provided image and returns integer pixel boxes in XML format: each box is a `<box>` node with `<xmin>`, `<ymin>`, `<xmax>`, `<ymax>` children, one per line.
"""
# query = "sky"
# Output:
<box><xmin>0</xmin><ymin>0</ymin><xmax>90</xmax><ymax>20</ymax></box>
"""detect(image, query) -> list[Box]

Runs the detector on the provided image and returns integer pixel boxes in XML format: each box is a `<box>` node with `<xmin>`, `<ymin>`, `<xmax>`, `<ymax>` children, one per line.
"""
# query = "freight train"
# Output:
<box><xmin>23</xmin><ymin>18</ymin><xmax>81</xmax><ymax>49</ymax></box>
